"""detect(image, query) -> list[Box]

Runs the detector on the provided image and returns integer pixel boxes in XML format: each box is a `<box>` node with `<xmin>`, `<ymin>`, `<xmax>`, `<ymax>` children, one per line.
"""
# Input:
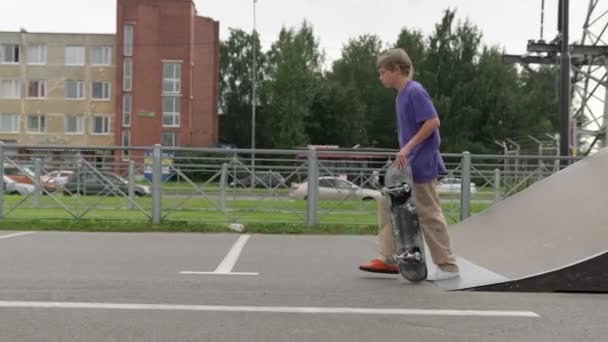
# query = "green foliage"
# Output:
<box><xmin>219</xmin><ymin>9</ymin><xmax>559</xmax><ymax>153</ymax></box>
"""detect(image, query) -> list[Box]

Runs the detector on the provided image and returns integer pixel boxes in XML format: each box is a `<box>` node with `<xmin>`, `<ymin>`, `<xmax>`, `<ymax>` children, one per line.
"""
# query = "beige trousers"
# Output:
<box><xmin>376</xmin><ymin>180</ymin><xmax>459</xmax><ymax>272</ymax></box>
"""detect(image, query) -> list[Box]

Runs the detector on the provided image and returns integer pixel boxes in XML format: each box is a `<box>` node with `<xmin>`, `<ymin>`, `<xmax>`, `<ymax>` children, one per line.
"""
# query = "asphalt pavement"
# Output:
<box><xmin>0</xmin><ymin>231</ymin><xmax>605</xmax><ymax>342</ymax></box>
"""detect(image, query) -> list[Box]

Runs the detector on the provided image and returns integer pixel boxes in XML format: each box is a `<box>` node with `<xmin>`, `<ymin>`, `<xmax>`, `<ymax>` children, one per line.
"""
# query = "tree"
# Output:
<box><xmin>218</xmin><ymin>9</ymin><xmax>560</xmax><ymax>154</ymax></box>
<box><xmin>218</xmin><ymin>28</ymin><xmax>266</xmax><ymax>148</ymax></box>
<box><xmin>330</xmin><ymin>35</ymin><xmax>394</xmax><ymax>147</ymax></box>
<box><xmin>308</xmin><ymin>78</ymin><xmax>367</xmax><ymax>146</ymax></box>
<box><xmin>394</xmin><ymin>28</ymin><xmax>427</xmax><ymax>83</ymax></box>
<box><xmin>262</xmin><ymin>22</ymin><xmax>323</xmax><ymax>148</ymax></box>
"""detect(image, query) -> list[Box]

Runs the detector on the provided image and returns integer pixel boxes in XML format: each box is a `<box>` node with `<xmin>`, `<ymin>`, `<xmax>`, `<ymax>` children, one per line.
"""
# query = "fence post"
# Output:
<box><xmin>152</xmin><ymin>144</ymin><xmax>162</xmax><ymax>224</ymax></box>
<box><xmin>493</xmin><ymin>168</ymin><xmax>501</xmax><ymax>203</ymax></box>
<box><xmin>34</xmin><ymin>158</ymin><xmax>42</xmax><ymax>208</ymax></box>
<box><xmin>0</xmin><ymin>144</ymin><xmax>4</xmax><ymax>220</ymax></box>
<box><xmin>306</xmin><ymin>147</ymin><xmax>318</xmax><ymax>226</ymax></box>
<box><xmin>232</xmin><ymin>153</ymin><xmax>238</xmax><ymax>201</ymax></box>
<box><xmin>537</xmin><ymin>160</ymin><xmax>545</xmax><ymax>183</ymax></box>
<box><xmin>220</xmin><ymin>163</ymin><xmax>228</xmax><ymax>211</ymax></box>
<box><xmin>553</xmin><ymin>159</ymin><xmax>560</xmax><ymax>173</ymax></box>
<box><xmin>76</xmin><ymin>152</ymin><xmax>82</xmax><ymax>198</ymax></box>
<box><xmin>128</xmin><ymin>160</ymin><xmax>135</xmax><ymax>209</ymax></box>
<box><xmin>460</xmin><ymin>151</ymin><xmax>471</xmax><ymax>220</ymax></box>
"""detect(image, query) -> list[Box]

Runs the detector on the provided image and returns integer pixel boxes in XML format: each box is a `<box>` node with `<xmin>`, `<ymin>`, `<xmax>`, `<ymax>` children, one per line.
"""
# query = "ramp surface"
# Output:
<box><xmin>434</xmin><ymin>148</ymin><xmax>608</xmax><ymax>292</ymax></box>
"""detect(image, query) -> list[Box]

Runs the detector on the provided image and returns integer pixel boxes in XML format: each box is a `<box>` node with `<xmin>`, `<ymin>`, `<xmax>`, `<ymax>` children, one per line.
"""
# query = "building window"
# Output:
<box><xmin>27</xmin><ymin>80</ymin><xmax>46</xmax><ymax>98</ymax></box>
<box><xmin>0</xmin><ymin>113</ymin><xmax>19</xmax><ymax>133</ymax></box>
<box><xmin>91</xmin><ymin>115</ymin><xmax>111</xmax><ymax>135</ymax></box>
<box><xmin>162</xmin><ymin>62</ymin><xmax>181</xmax><ymax>94</ymax></box>
<box><xmin>27</xmin><ymin>114</ymin><xmax>46</xmax><ymax>133</ymax></box>
<box><xmin>0</xmin><ymin>44</ymin><xmax>19</xmax><ymax>63</ymax></box>
<box><xmin>66</xmin><ymin>80</ymin><xmax>85</xmax><ymax>99</ymax></box>
<box><xmin>0</xmin><ymin>80</ymin><xmax>20</xmax><ymax>98</ymax></box>
<box><xmin>65</xmin><ymin>115</ymin><xmax>84</xmax><ymax>134</ymax></box>
<box><xmin>162</xmin><ymin>131</ymin><xmax>179</xmax><ymax>147</ymax></box>
<box><xmin>91</xmin><ymin>46</ymin><xmax>112</xmax><ymax>65</ymax></box>
<box><xmin>121</xmin><ymin>129</ymin><xmax>131</xmax><ymax>160</ymax></box>
<box><xmin>65</xmin><ymin>46</ymin><xmax>85</xmax><ymax>66</ymax></box>
<box><xmin>27</xmin><ymin>45</ymin><xmax>46</xmax><ymax>65</ymax></box>
<box><xmin>91</xmin><ymin>81</ymin><xmax>111</xmax><ymax>100</ymax></box>
<box><xmin>124</xmin><ymin>24</ymin><xmax>134</xmax><ymax>57</ymax></box>
<box><xmin>123</xmin><ymin>58</ymin><xmax>132</xmax><ymax>91</ymax></box>
<box><xmin>162</xmin><ymin>96</ymin><xmax>180</xmax><ymax>127</ymax></box>
<box><xmin>162</xmin><ymin>62</ymin><xmax>181</xmax><ymax>128</ymax></box>
<box><xmin>123</xmin><ymin>94</ymin><xmax>131</xmax><ymax>127</ymax></box>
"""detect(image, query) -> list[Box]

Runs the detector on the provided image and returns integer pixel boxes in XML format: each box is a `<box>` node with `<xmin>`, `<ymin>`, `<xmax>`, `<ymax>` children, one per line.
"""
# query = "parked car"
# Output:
<box><xmin>3</xmin><ymin>176</ymin><xmax>35</xmax><ymax>196</ymax></box>
<box><xmin>289</xmin><ymin>176</ymin><xmax>380</xmax><ymax>201</ymax></box>
<box><xmin>63</xmin><ymin>171</ymin><xmax>151</xmax><ymax>196</ymax></box>
<box><xmin>437</xmin><ymin>177</ymin><xmax>477</xmax><ymax>194</ymax></box>
<box><xmin>43</xmin><ymin>170</ymin><xmax>75</xmax><ymax>186</ymax></box>
<box><xmin>229</xmin><ymin>171</ymin><xmax>286</xmax><ymax>189</ymax></box>
<box><xmin>4</xmin><ymin>166</ymin><xmax>57</xmax><ymax>192</ymax></box>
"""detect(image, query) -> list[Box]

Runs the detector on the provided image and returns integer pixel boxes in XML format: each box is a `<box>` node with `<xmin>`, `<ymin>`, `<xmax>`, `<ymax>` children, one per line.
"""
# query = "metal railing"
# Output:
<box><xmin>0</xmin><ymin>144</ymin><xmax>584</xmax><ymax>226</ymax></box>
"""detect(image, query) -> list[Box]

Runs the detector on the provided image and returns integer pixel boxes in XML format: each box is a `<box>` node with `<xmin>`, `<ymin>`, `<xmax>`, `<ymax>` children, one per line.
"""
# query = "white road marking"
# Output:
<box><xmin>0</xmin><ymin>232</ymin><xmax>35</xmax><ymax>240</ymax></box>
<box><xmin>0</xmin><ymin>301</ymin><xmax>541</xmax><ymax>317</ymax></box>
<box><xmin>179</xmin><ymin>271</ymin><xmax>259</xmax><ymax>276</ymax></box>
<box><xmin>214</xmin><ymin>234</ymin><xmax>251</xmax><ymax>273</ymax></box>
<box><xmin>180</xmin><ymin>234</ymin><xmax>258</xmax><ymax>276</ymax></box>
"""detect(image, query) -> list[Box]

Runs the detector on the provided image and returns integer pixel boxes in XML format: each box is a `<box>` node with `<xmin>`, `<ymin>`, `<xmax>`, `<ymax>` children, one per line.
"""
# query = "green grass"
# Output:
<box><xmin>149</xmin><ymin>181</ymin><xmax>291</xmax><ymax>194</ymax></box>
<box><xmin>0</xmin><ymin>194</ymin><xmax>491</xmax><ymax>234</ymax></box>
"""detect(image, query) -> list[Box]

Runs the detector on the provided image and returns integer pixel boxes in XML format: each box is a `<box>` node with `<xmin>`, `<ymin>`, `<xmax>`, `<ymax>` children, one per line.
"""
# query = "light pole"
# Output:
<box><xmin>250</xmin><ymin>0</ymin><xmax>257</xmax><ymax>184</ymax></box>
<box><xmin>558</xmin><ymin>0</ymin><xmax>570</xmax><ymax>157</ymax></box>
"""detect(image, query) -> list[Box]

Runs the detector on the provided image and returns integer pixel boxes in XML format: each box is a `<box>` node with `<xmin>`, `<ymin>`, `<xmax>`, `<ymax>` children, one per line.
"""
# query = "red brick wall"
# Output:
<box><xmin>192</xmin><ymin>16</ymin><xmax>220</xmax><ymax>146</ymax></box>
<box><xmin>115</xmin><ymin>0</ymin><xmax>218</xmax><ymax>148</ymax></box>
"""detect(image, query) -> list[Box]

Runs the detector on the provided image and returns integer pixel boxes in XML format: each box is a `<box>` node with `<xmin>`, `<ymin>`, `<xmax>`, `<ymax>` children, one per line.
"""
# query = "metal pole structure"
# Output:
<box><xmin>506</xmin><ymin>139</ymin><xmax>520</xmax><ymax>186</ymax></box>
<box><xmin>460</xmin><ymin>152</ymin><xmax>471</xmax><ymax>221</ymax></box>
<box><xmin>34</xmin><ymin>158</ymin><xmax>41</xmax><ymax>208</ymax></box>
<box><xmin>540</xmin><ymin>0</ymin><xmax>545</xmax><ymax>41</ymax></box>
<box><xmin>152</xmin><ymin>144</ymin><xmax>162</xmax><ymax>224</ymax></box>
<box><xmin>493</xmin><ymin>168</ymin><xmax>501</xmax><ymax>203</ymax></box>
<box><xmin>494</xmin><ymin>140</ymin><xmax>507</xmax><ymax>190</ymax></box>
<box><xmin>76</xmin><ymin>152</ymin><xmax>82</xmax><ymax>198</ymax></box>
<box><xmin>545</xmin><ymin>133</ymin><xmax>560</xmax><ymax>156</ymax></box>
<box><xmin>559</xmin><ymin>0</ymin><xmax>571</xmax><ymax>157</ymax></box>
<box><xmin>604</xmin><ymin>78</ymin><xmax>608</xmax><ymax>148</ymax></box>
<box><xmin>0</xmin><ymin>144</ymin><xmax>4</xmax><ymax>220</ymax></box>
<box><xmin>528</xmin><ymin>135</ymin><xmax>544</xmax><ymax>182</ymax></box>
<box><xmin>250</xmin><ymin>0</ymin><xmax>257</xmax><ymax>187</ymax></box>
<box><xmin>128</xmin><ymin>160</ymin><xmax>135</xmax><ymax>209</ymax></box>
<box><xmin>306</xmin><ymin>147</ymin><xmax>318</xmax><ymax>226</ymax></box>
<box><xmin>220</xmin><ymin>163</ymin><xmax>228</xmax><ymax>211</ymax></box>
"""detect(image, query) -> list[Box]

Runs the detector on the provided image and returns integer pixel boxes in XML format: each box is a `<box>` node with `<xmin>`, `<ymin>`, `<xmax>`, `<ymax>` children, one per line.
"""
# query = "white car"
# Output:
<box><xmin>289</xmin><ymin>176</ymin><xmax>380</xmax><ymax>201</ymax></box>
<box><xmin>43</xmin><ymin>170</ymin><xmax>74</xmax><ymax>186</ymax></box>
<box><xmin>3</xmin><ymin>176</ymin><xmax>35</xmax><ymax>196</ymax></box>
<box><xmin>437</xmin><ymin>177</ymin><xmax>477</xmax><ymax>194</ymax></box>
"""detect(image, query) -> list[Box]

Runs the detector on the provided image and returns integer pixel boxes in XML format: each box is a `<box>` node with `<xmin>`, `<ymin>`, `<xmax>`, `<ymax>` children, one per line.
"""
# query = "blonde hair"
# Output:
<box><xmin>377</xmin><ymin>48</ymin><xmax>414</xmax><ymax>79</ymax></box>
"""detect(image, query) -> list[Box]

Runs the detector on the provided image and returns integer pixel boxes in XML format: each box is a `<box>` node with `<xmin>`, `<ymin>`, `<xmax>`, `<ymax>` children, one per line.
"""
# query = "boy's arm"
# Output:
<box><xmin>396</xmin><ymin>117</ymin><xmax>440</xmax><ymax>168</ymax></box>
<box><xmin>405</xmin><ymin>117</ymin><xmax>440</xmax><ymax>149</ymax></box>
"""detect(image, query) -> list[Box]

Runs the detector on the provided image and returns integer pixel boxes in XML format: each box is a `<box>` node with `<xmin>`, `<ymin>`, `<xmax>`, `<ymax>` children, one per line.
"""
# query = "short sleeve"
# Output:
<box><xmin>411</xmin><ymin>86</ymin><xmax>437</xmax><ymax>124</ymax></box>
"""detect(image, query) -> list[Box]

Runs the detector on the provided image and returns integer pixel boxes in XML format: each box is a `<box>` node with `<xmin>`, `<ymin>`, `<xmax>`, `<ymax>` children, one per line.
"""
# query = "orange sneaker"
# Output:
<box><xmin>358</xmin><ymin>259</ymin><xmax>399</xmax><ymax>274</ymax></box>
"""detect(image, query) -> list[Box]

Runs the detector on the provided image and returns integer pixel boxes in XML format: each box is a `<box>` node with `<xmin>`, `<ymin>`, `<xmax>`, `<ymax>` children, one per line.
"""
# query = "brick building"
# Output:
<box><xmin>116</xmin><ymin>0</ymin><xmax>219</xmax><ymax>153</ymax></box>
<box><xmin>0</xmin><ymin>0</ymin><xmax>219</xmax><ymax>155</ymax></box>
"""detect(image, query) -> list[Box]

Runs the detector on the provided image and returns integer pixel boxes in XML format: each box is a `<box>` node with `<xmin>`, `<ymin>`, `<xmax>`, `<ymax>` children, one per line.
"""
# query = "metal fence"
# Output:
<box><xmin>0</xmin><ymin>144</ymin><xmax>584</xmax><ymax>226</ymax></box>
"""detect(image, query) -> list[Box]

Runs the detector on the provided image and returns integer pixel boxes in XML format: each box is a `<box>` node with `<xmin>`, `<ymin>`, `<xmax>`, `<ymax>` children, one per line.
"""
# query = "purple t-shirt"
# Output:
<box><xmin>396</xmin><ymin>81</ymin><xmax>447</xmax><ymax>183</ymax></box>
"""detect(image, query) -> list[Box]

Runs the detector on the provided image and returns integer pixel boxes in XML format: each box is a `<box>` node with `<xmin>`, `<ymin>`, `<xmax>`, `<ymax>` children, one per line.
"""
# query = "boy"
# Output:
<box><xmin>358</xmin><ymin>48</ymin><xmax>460</xmax><ymax>281</ymax></box>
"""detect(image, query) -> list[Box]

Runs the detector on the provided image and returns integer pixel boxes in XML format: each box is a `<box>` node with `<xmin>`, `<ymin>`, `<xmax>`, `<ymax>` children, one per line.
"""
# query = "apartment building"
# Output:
<box><xmin>0</xmin><ymin>31</ymin><xmax>116</xmax><ymax>146</ymax></box>
<box><xmin>0</xmin><ymin>0</ymin><xmax>220</xmax><ymax>153</ymax></box>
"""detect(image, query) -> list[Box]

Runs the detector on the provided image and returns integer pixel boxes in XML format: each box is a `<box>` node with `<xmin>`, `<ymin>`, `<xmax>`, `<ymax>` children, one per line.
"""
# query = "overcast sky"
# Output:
<box><xmin>0</xmin><ymin>0</ymin><xmax>592</xmax><ymax>64</ymax></box>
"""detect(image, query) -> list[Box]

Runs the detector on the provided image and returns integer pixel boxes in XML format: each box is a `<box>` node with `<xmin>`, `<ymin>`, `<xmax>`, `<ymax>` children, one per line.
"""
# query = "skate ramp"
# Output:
<box><xmin>433</xmin><ymin>147</ymin><xmax>608</xmax><ymax>292</ymax></box>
